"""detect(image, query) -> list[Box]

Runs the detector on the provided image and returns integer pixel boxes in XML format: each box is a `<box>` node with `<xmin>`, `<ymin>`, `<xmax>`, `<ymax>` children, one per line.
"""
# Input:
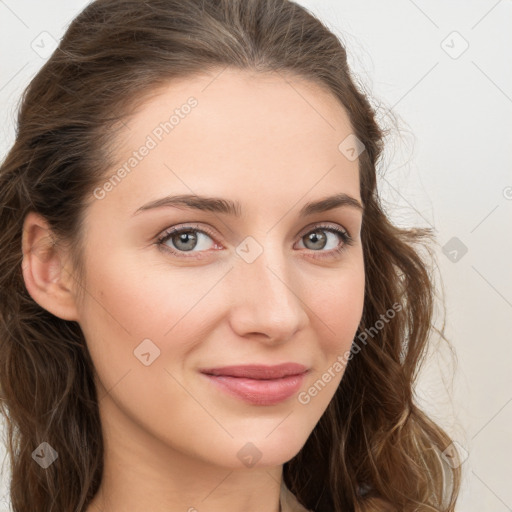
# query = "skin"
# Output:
<box><xmin>21</xmin><ymin>68</ymin><xmax>365</xmax><ymax>512</ymax></box>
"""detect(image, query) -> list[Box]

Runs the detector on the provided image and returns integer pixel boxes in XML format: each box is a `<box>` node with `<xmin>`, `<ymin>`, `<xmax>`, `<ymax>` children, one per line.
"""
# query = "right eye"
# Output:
<box><xmin>156</xmin><ymin>224</ymin><xmax>220</xmax><ymax>259</ymax></box>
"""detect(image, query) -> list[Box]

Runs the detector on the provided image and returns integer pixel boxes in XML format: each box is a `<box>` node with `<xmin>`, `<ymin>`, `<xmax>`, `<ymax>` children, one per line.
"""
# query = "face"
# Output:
<box><xmin>74</xmin><ymin>68</ymin><xmax>365</xmax><ymax>470</ymax></box>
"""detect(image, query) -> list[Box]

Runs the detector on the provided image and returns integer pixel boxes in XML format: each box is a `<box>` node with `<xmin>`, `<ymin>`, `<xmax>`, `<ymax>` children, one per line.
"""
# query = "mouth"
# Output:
<box><xmin>199</xmin><ymin>363</ymin><xmax>309</xmax><ymax>405</ymax></box>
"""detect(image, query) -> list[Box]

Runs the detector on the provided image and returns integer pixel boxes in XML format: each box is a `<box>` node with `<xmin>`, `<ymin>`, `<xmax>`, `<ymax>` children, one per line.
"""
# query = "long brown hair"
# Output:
<box><xmin>0</xmin><ymin>0</ymin><xmax>460</xmax><ymax>510</ymax></box>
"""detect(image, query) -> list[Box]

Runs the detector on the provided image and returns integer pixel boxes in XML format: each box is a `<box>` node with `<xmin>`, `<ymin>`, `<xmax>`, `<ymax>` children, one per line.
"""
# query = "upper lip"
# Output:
<box><xmin>199</xmin><ymin>363</ymin><xmax>308</xmax><ymax>380</ymax></box>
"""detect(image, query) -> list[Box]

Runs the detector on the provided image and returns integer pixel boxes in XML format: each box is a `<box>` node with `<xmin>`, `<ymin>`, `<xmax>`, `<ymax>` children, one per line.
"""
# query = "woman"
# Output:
<box><xmin>0</xmin><ymin>0</ymin><xmax>461</xmax><ymax>510</ymax></box>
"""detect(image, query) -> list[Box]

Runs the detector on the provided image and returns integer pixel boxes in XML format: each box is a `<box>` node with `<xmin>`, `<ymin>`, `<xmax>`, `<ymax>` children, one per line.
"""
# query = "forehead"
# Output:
<box><xmin>92</xmin><ymin>68</ymin><xmax>361</xmax><ymax>218</ymax></box>
<box><xmin>126</xmin><ymin>68</ymin><xmax>353</xmax><ymax>141</ymax></box>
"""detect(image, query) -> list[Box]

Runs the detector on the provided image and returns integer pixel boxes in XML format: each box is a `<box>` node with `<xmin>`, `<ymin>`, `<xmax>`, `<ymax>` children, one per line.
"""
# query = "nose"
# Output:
<box><xmin>226</xmin><ymin>244</ymin><xmax>309</xmax><ymax>345</ymax></box>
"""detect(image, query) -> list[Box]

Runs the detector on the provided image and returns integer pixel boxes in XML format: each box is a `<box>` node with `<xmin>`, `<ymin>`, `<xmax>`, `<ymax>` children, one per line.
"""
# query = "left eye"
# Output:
<box><xmin>156</xmin><ymin>224</ymin><xmax>352</xmax><ymax>259</ymax></box>
<box><xmin>297</xmin><ymin>228</ymin><xmax>348</xmax><ymax>251</ymax></box>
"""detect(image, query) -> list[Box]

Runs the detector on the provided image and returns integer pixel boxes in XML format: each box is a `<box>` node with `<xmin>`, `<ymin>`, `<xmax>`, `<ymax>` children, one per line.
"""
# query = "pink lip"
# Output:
<box><xmin>199</xmin><ymin>363</ymin><xmax>309</xmax><ymax>406</ymax></box>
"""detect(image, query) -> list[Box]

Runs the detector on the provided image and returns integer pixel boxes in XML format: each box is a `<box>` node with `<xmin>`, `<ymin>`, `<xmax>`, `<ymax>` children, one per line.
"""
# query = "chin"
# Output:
<box><xmin>220</xmin><ymin>426</ymin><xmax>311</xmax><ymax>469</ymax></box>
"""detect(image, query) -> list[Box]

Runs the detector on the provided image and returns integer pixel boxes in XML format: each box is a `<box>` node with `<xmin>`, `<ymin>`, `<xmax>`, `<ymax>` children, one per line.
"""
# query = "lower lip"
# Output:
<box><xmin>202</xmin><ymin>372</ymin><xmax>307</xmax><ymax>405</ymax></box>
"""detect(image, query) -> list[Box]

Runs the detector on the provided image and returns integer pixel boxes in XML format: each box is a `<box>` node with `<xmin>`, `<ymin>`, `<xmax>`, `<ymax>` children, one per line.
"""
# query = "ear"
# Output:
<box><xmin>21</xmin><ymin>211</ymin><xmax>80</xmax><ymax>321</ymax></box>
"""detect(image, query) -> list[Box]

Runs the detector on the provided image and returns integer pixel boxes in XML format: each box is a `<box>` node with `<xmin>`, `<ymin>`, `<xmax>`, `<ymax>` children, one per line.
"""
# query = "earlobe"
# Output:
<box><xmin>21</xmin><ymin>211</ymin><xmax>80</xmax><ymax>321</ymax></box>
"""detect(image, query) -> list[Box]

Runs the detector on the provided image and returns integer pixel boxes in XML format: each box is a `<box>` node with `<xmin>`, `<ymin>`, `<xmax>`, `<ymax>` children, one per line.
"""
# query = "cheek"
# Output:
<box><xmin>79</xmin><ymin>247</ymin><xmax>209</xmax><ymax>337</ymax></box>
<box><xmin>76</xmin><ymin>249</ymin><xmax>224</xmax><ymax>391</ymax></box>
<box><xmin>313</xmin><ymin>263</ymin><xmax>365</xmax><ymax>349</ymax></box>
<box><xmin>75</xmin><ymin>253</ymin><xmax>213</xmax><ymax>443</ymax></box>
<box><xmin>294</xmin><ymin>266</ymin><xmax>364</xmax><ymax>415</ymax></box>
<box><xmin>303</xmin><ymin>261</ymin><xmax>364</xmax><ymax>387</ymax></box>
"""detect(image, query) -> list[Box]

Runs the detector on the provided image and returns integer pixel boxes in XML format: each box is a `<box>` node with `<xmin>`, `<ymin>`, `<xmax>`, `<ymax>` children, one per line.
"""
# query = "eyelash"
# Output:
<box><xmin>156</xmin><ymin>223</ymin><xmax>354</xmax><ymax>261</ymax></box>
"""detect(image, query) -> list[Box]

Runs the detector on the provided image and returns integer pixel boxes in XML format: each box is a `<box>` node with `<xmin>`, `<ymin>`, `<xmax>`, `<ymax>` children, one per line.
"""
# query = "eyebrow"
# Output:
<box><xmin>132</xmin><ymin>192</ymin><xmax>364</xmax><ymax>218</ymax></box>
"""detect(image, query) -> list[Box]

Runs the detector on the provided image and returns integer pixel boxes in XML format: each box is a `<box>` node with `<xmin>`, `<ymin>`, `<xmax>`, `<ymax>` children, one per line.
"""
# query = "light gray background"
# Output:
<box><xmin>1</xmin><ymin>1</ymin><xmax>511</xmax><ymax>510</ymax></box>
